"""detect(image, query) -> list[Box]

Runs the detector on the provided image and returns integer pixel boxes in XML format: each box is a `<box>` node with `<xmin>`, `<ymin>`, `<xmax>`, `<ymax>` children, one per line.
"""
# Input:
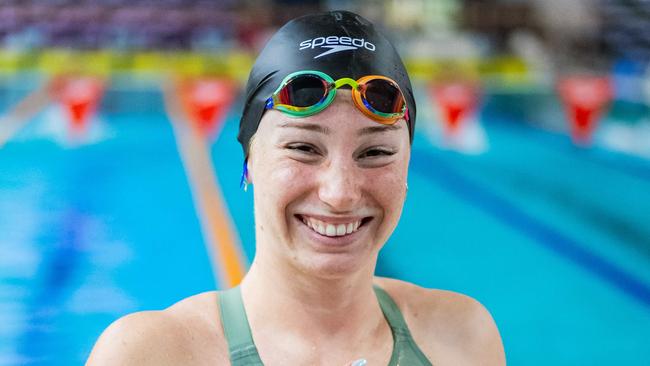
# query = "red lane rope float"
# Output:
<box><xmin>557</xmin><ymin>76</ymin><xmax>613</xmax><ymax>146</ymax></box>
<box><xmin>178</xmin><ymin>78</ymin><xmax>236</xmax><ymax>140</ymax></box>
<box><xmin>429</xmin><ymin>81</ymin><xmax>481</xmax><ymax>136</ymax></box>
<box><xmin>50</xmin><ymin>76</ymin><xmax>105</xmax><ymax>135</ymax></box>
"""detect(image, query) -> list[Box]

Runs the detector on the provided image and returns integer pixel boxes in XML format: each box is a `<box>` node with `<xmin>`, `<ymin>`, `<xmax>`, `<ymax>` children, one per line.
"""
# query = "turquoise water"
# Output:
<box><xmin>1</xmin><ymin>84</ymin><xmax>649</xmax><ymax>365</ymax></box>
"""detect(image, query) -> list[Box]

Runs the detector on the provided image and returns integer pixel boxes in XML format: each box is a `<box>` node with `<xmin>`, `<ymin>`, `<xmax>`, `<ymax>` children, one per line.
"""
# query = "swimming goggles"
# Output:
<box><xmin>265</xmin><ymin>70</ymin><xmax>408</xmax><ymax>124</ymax></box>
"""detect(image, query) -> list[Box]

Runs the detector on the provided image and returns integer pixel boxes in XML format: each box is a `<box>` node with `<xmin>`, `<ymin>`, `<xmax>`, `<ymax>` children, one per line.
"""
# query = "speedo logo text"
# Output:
<box><xmin>299</xmin><ymin>36</ymin><xmax>376</xmax><ymax>59</ymax></box>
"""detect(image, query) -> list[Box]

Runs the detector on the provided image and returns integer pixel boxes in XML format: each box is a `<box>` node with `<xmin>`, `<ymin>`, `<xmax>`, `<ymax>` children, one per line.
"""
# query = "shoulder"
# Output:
<box><xmin>374</xmin><ymin>277</ymin><xmax>506</xmax><ymax>366</ymax></box>
<box><xmin>86</xmin><ymin>291</ymin><xmax>229</xmax><ymax>365</ymax></box>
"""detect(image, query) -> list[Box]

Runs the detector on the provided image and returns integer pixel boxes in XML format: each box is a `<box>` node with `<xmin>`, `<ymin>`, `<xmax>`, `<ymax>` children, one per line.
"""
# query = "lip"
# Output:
<box><xmin>298</xmin><ymin>213</ymin><xmax>368</xmax><ymax>225</ymax></box>
<box><xmin>294</xmin><ymin>214</ymin><xmax>373</xmax><ymax>248</ymax></box>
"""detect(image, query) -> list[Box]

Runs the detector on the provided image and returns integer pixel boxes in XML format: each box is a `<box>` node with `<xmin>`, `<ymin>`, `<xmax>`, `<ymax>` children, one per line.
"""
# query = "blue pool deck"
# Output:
<box><xmin>1</xmin><ymin>77</ymin><xmax>649</xmax><ymax>365</ymax></box>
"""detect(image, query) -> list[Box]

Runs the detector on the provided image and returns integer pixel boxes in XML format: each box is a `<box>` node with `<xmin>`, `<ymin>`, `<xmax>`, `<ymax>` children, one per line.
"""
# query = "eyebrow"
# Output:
<box><xmin>279</xmin><ymin>122</ymin><xmax>331</xmax><ymax>135</ymax></box>
<box><xmin>356</xmin><ymin>124</ymin><xmax>402</xmax><ymax>136</ymax></box>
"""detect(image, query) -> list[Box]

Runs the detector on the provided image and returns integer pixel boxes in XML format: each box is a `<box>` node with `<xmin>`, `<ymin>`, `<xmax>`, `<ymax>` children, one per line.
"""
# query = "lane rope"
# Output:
<box><xmin>162</xmin><ymin>79</ymin><xmax>247</xmax><ymax>288</ymax></box>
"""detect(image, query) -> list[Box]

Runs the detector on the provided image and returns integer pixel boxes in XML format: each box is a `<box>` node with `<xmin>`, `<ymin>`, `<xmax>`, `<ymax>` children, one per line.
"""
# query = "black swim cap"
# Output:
<box><xmin>237</xmin><ymin>10</ymin><xmax>416</xmax><ymax>158</ymax></box>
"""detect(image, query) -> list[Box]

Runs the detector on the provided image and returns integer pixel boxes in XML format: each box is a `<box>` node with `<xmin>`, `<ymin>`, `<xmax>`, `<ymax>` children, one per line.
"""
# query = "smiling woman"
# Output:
<box><xmin>249</xmin><ymin>92</ymin><xmax>410</xmax><ymax>280</ymax></box>
<box><xmin>86</xmin><ymin>10</ymin><xmax>505</xmax><ymax>366</ymax></box>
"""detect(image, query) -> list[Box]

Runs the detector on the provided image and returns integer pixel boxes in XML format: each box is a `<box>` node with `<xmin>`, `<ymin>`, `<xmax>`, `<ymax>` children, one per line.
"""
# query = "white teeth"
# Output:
<box><xmin>326</xmin><ymin>224</ymin><xmax>336</xmax><ymax>236</ymax></box>
<box><xmin>336</xmin><ymin>224</ymin><xmax>346</xmax><ymax>236</ymax></box>
<box><xmin>303</xmin><ymin>217</ymin><xmax>363</xmax><ymax>237</ymax></box>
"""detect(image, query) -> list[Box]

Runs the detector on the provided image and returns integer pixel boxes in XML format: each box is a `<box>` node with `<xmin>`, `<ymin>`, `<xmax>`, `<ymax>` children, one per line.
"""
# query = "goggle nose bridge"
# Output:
<box><xmin>332</xmin><ymin>77</ymin><xmax>361</xmax><ymax>91</ymax></box>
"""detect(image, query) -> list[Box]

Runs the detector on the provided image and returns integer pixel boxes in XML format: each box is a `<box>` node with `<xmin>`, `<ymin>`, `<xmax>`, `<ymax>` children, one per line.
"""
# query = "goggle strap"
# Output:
<box><xmin>239</xmin><ymin>159</ymin><xmax>249</xmax><ymax>191</ymax></box>
<box><xmin>265</xmin><ymin>98</ymin><xmax>274</xmax><ymax>110</ymax></box>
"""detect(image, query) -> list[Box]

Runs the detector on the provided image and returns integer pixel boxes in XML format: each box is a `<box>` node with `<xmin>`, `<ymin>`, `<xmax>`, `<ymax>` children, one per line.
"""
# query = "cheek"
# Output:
<box><xmin>272</xmin><ymin>164</ymin><xmax>308</xmax><ymax>198</ymax></box>
<box><xmin>362</xmin><ymin>164</ymin><xmax>408</xmax><ymax>213</ymax></box>
<box><xmin>254</xmin><ymin>159</ymin><xmax>312</xmax><ymax>213</ymax></box>
<box><xmin>376</xmin><ymin>174</ymin><xmax>406</xmax><ymax>210</ymax></box>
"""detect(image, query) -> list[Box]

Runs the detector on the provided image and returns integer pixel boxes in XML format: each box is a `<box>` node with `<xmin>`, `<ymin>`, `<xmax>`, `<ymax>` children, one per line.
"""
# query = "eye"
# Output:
<box><xmin>358</xmin><ymin>147</ymin><xmax>395</xmax><ymax>159</ymax></box>
<box><xmin>286</xmin><ymin>143</ymin><xmax>321</xmax><ymax>155</ymax></box>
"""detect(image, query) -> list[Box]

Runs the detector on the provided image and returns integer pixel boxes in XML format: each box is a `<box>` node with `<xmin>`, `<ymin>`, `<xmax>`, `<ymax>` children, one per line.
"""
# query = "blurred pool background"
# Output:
<box><xmin>1</xmin><ymin>0</ymin><xmax>649</xmax><ymax>365</ymax></box>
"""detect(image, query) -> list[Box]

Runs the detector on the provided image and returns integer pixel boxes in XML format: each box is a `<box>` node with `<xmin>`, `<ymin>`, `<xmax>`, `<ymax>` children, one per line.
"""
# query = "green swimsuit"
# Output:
<box><xmin>218</xmin><ymin>285</ymin><xmax>432</xmax><ymax>365</ymax></box>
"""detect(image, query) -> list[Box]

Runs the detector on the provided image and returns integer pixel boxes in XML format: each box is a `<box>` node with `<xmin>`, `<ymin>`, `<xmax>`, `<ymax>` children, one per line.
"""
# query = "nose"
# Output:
<box><xmin>317</xmin><ymin>156</ymin><xmax>362</xmax><ymax>212</ymax></box>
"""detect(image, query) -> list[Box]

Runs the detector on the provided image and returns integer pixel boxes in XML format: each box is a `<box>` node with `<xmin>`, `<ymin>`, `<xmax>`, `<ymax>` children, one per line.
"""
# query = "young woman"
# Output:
<box><xmin>88</xmin><ymin>11</ymin><xmax>505</xmax><ymax>365</ymax></box>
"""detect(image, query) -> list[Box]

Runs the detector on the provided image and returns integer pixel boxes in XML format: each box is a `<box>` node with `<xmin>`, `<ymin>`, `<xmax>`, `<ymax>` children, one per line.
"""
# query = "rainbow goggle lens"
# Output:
<box><xmin>265</xmin><ymin>70</ymin><xmax>408</xmax><ymax>124</ymax></box>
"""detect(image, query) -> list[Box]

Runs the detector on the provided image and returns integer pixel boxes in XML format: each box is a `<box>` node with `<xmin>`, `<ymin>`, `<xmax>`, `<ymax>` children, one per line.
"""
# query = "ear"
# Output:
<box><xmin>244</xmin><ymin>133</ymin><xmax>260</xmax><ymax>186</ymax></box>
<box><xmin>246</xmin><ymin>165</ymin><xmax>253</xmax><ymax>185</ymax></box>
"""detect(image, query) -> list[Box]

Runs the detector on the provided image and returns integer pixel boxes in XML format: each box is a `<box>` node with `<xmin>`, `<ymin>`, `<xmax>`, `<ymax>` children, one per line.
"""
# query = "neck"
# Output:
<box><xmin>240</xmin><ymin>252</ymin><xmax>384</xmax><ymax>339</ymax></box>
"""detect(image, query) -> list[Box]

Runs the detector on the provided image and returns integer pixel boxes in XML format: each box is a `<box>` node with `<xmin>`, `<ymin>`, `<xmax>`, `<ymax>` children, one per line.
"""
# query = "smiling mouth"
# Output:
<box><xmin>296</xmin><ymin>215</ymin><xmax>372</xmax><ymax>237</ymax></box>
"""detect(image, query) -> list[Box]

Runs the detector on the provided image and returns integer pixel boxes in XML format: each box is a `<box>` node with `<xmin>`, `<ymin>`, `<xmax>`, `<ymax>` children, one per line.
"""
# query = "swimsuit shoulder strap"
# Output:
<box><xmin>218</xmin><ymin>286</ymin><xmax>264</xmax><ymax>365</ymax></box>
<box><xmin>218</xmin><ymin>285</ymin><xmax>432</xmax><ymax>366</ymax></box>
<box><xmin>373</xmin><ymin>285</ymin><xmax>434</xmax><ymax>366</ymax></box>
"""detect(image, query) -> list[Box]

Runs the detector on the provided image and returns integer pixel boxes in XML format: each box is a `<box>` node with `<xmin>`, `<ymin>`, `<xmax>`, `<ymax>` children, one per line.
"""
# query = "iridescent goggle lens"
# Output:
<box><xmin>265</xmin><ymin>70</ymin><xmax>408</xmax><ymax>124</ymax></box>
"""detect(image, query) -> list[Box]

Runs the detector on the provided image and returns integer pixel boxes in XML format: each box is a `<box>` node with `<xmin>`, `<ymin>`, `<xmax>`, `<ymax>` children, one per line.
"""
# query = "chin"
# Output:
<box><xmin>295</xmin><ymin>252</ymin><xmax>369</xmax><ymax>280</ymax></box>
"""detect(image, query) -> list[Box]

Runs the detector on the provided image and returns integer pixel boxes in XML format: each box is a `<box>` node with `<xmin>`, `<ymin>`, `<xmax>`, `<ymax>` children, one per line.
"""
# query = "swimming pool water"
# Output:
<box><xmin>1</xmin><ymin>82</ymin><xmax>649</xmax><ymax>365</ymax></box>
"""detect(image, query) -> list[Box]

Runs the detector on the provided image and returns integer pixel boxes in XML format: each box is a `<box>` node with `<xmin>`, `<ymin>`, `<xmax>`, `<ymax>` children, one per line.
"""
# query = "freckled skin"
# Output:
<box><xmin>247</xmin><ymin>89</ymin><xmax>410</xmax><ymax>279</ymax></box>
